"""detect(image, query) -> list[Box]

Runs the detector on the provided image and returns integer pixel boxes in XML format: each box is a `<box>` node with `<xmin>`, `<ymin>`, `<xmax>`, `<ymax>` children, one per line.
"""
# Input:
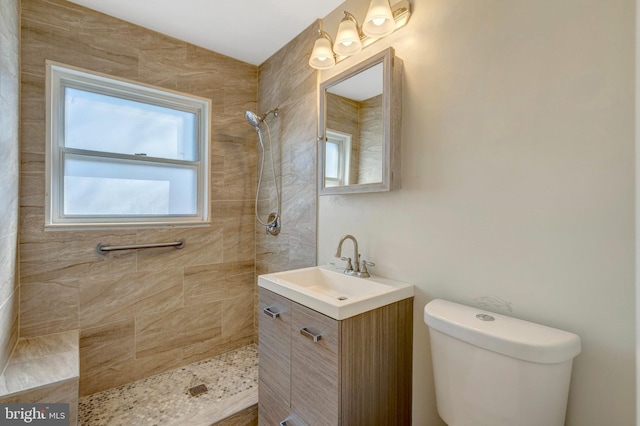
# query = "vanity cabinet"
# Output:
<box><xmin>258</xmin><ymin>288</ymin><xmax>413</xmax><ymax>426</ymax></box>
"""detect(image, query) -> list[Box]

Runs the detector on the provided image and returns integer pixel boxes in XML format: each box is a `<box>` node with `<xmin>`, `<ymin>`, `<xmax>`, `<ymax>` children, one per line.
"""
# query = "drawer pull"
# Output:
<box><xmin>263</xmin><ymin>306</ymin><xmax>280</xmax><ymax>318</ymax></box>
<box><xmin>300</xmin><ymin>327</ymin><xmax>322</xmax><ymax>342</ymax></box>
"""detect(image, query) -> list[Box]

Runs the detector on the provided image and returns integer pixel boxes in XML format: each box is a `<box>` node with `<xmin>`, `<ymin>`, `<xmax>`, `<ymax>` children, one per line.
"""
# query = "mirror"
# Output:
<box><xmin>318</xmin><ymin>47</ymin><xmax>402</xmax><ymax>195</ymax></box>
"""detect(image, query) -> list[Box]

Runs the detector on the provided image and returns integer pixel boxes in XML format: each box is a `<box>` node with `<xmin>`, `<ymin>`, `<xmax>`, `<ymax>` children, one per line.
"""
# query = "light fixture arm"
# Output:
<box><xmin>341</xmin><ymin>11</ymin><xmax>364</xmax><ymax>38</ymax></box>
<box><xmin>317</xmin><ymin>29</ymin><xmax>333</xmax><ymax>44</ymax></box>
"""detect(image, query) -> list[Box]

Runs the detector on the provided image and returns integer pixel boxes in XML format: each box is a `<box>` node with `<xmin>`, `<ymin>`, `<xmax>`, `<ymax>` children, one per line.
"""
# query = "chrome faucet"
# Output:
<box><xmin>336</xmin><ymin>234</ymin><xmax>360</xmax><ymax>275</ymax></box>
<box><xmin>335</xmin><ymin>234</ymin><xmax>360</xmax><ymax>275</ymax></box>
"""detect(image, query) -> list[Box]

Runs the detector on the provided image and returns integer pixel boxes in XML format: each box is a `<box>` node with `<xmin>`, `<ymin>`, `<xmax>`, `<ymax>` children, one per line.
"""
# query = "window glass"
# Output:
<box><xmin>64</xmin><ymin>87</ymin><xmax>197</xmax><ymax>161</ymax></box>
<box><xmin>325</xmin><ymin>141</ymin><xmax>340</xmax><ymax>179</ymax></box>
<box><xmin>63</xmin><ymin>155</ymin><xmax>197</xmax><ymax>216</ymax></box>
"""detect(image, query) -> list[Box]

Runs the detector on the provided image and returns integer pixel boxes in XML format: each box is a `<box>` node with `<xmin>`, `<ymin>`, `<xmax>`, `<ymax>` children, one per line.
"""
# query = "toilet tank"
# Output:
<box><xmin>423</xmin><ymin>299</ymin><xmax>581</xmax><ymax>426</ymax></box>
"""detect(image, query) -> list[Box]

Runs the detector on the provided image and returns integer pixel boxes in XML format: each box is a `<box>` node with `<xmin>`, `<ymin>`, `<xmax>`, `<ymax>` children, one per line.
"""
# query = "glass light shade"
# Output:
<box><xmin>333</xmin><ymin>19</ymin><xmax>362</xmax><ymax>56</ymax></box>
<box><xmin>363</xmin><ymin>0</ymin><xmax>395</xmax><ymax>38</ymax></box>
<box><xmin>309</xmin><ymin>36</ymin><xmax>335</xmax><ymax>70</ymax></box>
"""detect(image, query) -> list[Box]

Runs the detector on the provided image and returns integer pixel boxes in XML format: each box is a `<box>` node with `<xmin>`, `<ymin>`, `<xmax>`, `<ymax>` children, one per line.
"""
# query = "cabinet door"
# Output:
<box><xmin>259</xmin><ymin>289</ymin><xmax>292</xmax><ymax>407</ymax></box>
<box><xmin>291</xmin><ymin>303</ymin><xmax>340</xmax><ymax>426</ymax></box>
<box><xmin>259</xmin><ymin>379</ymin><xmax>309</xmax><ymax>426</ymax></box>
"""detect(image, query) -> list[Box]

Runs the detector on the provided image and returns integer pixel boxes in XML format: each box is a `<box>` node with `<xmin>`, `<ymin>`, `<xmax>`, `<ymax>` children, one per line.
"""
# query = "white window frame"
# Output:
<box><xmin>45</xmin><ymin>61</ymin><xmax>210</xmax><ymax>228</ymax></box>
<box><xmin>325</xmin><ymin>129</ymin><xmax>351</xmax><ymax>187</ymax></box>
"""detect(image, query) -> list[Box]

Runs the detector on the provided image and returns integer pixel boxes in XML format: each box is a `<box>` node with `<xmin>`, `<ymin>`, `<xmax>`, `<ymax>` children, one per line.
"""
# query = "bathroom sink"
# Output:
<box><xmin>258</xmin><ymin>265</ymin><xmax>414</xmax><ymax>320</ymax></box>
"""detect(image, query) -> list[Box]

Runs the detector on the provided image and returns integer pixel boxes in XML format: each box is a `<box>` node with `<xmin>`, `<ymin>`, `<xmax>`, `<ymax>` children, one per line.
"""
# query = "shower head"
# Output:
<box><xmin>245</xmin><ymin>111</ymin><xmax>262</xmax><ymax>129</ymax></box>
<box><xmin>245</xmin><ymin>108</ymin><xmax>279</xmax><ymax>129</ymax></box>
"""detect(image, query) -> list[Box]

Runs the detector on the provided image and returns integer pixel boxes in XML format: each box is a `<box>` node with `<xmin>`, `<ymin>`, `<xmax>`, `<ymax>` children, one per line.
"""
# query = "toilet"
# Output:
<box><xmin>423</xmin><ymin>299</ymin><xmax>581</xmax><ymax>426</ymax></box>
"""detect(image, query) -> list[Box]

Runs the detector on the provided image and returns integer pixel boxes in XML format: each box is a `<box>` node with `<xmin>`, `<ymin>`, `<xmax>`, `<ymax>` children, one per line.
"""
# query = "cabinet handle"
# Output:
<box><xmin>300</xmin><ymin>327</ymin><xmax>322</xmax><ymax>342</ymax></box>
<box><xmin>263</xmin><ymin>306</ymin><xmax>280</xmax><ymax>318</ymax></box>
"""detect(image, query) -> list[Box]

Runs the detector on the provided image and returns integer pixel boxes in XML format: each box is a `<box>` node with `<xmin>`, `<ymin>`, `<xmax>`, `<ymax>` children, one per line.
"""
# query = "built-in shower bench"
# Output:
<box><xmin>0</xmin><ymin>330</ymin><xmax>79</xmax><ymax>424</ymax></box>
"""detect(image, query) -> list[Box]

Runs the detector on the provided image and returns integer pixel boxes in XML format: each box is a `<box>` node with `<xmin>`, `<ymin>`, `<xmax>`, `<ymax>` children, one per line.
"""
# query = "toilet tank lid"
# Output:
<box><xmin>424</xmin><ymin>299</ymin><xmax>581</xmax><ymax>364</ymax></box>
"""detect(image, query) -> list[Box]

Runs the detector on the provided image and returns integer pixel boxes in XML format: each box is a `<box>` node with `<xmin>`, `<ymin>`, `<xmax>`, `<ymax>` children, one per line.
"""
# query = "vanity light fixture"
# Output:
<box><xmin>308</xmin><ymin>0</ymin><xmax>411</xmax><ymax>70</ymax></box>
<box><xmin>309</xmin><ymin>29</ymin><xmax>336</xmax><ymax>70</ymax></box>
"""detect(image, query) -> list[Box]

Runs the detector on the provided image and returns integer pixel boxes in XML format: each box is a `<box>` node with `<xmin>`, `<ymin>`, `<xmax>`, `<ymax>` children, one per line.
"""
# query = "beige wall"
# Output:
<box><xmin>318</xmin><ymin>0</ymin><xmax>635</xmax><ymax>425</ymax></box>
<box><xmin>20</xmin><ymin>0</ymin><xmax>257</xmax><ymax>396</ymax></box>
<box><xmin>0</xmin><ymin>0</ymin><xmax>21</xmax><ymax>373</ymax></box>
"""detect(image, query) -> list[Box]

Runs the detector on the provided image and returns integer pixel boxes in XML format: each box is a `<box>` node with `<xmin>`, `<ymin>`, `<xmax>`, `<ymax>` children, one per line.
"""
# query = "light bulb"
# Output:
<box><xmin>372</xmin><ymin>17</ymin><xmax>387</xmax><ymax>26</ymax></box>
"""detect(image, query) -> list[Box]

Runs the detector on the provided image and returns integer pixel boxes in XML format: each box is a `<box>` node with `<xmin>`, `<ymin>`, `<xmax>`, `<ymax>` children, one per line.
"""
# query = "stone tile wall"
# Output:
<box><xmin>357</xmin><ymin>94</ymin><xmax>383</xmax><ymax>184</ymax></box>
<box><xmin>255</xmin><ymin>23</ymin><xmax>319</xmax><ymax>337</ymax></box>
<box><xmin>255</xmin><ymin>23</ymin><xmax>318</xmax><ymax>274</ymax></box>
<box><xmin>327</xmin><ymin>92</ymin><xmax>361</xmax><ymax>184</ymax></box>
<box><xmin>0</xmin><ymin>0</ymin><xmax>21</xmax><ymax>373</ymax></box>
<box><xmin>20</xmin><ymin>0</ymin><xmax>258</xmax><ymax>396</ymax></box>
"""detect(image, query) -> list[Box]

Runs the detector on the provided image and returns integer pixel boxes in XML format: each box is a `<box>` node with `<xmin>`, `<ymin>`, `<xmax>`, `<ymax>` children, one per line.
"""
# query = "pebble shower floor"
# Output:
<box><xmin>78</xmin><ymin>345</ymin><xmax>258</xmax><ymax>426</ymax></box>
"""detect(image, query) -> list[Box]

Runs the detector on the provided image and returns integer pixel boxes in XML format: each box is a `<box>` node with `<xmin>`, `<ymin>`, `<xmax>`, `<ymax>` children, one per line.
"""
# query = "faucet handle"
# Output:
<box><xmin>360</xmin><ymin>260</ymin><xmax>375</xmax><ymax>277</ymax></box>
<box><xmin>340</xmin><ymin>257</ymin><xmax>353</xmax><ymax>272</ymax></box>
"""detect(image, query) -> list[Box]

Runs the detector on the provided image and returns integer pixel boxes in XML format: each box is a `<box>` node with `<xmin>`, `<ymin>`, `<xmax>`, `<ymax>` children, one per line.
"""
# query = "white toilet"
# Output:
<box><xmin>423</xmin><ymin>299</ymin><xmax>581</xmax><ymax>426</ymax></box>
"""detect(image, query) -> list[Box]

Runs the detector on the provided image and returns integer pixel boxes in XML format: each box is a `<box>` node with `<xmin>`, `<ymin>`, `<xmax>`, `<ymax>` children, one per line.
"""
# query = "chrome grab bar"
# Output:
<box><xmin>96</xmin><ymin>239</ymin><xmax>185</xmax><ymax>255</ymax></box>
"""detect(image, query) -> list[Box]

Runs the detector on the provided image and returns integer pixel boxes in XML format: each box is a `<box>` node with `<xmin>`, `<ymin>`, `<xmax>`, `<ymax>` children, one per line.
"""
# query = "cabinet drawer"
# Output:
<box><xmin>291</xmin><ymin>303</ymin><xmax>340</xmax><ymax>426</ymax></box>
<box><xmin>259</xmin><ymin>289</ymin><xmax>292</xmax><ymax>407</ymax></box>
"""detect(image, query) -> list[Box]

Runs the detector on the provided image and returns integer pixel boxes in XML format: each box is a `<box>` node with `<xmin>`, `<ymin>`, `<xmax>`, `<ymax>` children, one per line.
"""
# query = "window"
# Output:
<box><xmin>324</xmin><ymin>130</ymin><xmax>351</xmax><ymax>187</ymax></box>
<box><xmin>46</xmin><ymin>62</ymin><xmax>210</xmax><ymax>227</ymax></box>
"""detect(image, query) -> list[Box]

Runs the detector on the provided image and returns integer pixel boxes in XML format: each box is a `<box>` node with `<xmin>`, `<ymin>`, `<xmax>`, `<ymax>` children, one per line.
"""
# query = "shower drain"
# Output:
<box><xmin>188</xmin><ymin>384</ymin><xmax>208</xmax><ymax>397</ymax></box>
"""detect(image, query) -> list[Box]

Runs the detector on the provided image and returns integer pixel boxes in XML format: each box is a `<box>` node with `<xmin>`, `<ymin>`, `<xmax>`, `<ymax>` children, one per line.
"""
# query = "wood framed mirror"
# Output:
<box><xmin>318</xmin><ymin>47</ymin><xmax>402</xmax><ymax>195</ymax></box>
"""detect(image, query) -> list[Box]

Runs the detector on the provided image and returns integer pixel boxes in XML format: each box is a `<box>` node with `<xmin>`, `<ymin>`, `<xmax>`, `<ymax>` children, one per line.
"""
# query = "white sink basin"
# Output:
<box><xmin>258</xmin><ymin>265</ymin><xmax>414</xmax><ymax>320</ymax></box>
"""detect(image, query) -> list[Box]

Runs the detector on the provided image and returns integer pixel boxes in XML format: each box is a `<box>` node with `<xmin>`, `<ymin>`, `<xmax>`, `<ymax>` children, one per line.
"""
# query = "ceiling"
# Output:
<box><xmin>67</xmin><ymin>0</ymin><xmax>345</xmax><ymax>66</ymax></box>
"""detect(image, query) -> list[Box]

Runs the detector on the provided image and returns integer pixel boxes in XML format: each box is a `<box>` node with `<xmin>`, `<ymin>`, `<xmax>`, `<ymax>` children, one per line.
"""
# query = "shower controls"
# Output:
<box><xmin>266</xmin><ymin>213</ymin><xmax>280</xmax><ymax>235</ymax></box>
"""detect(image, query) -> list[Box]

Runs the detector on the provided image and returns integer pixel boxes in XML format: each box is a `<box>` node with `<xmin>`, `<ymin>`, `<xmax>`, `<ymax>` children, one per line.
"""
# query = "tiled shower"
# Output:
<box><xmin>1</xmin><ymin>0</ymin><xmax>318</xmax><ymax>423</ymax></box>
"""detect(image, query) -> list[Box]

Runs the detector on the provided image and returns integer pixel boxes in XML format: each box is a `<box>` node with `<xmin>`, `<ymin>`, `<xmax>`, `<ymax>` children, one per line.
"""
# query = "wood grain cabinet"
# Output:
<box><xmin>258</xmin><ymin>288</ymin><xmax>413</xmax><ymax>426</ymax></box>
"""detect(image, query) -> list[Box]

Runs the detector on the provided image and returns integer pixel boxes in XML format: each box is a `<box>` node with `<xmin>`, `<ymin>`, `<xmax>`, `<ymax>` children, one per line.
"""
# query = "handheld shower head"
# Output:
<box><xmin>245</xmin><ymin>108</ymin><xmax>279</xmax><ymax>129</ymax></box>
<box><xmin>245</xmin><ymin>111</ymin><xmax>262</xmax><ymax>129</ymax></box>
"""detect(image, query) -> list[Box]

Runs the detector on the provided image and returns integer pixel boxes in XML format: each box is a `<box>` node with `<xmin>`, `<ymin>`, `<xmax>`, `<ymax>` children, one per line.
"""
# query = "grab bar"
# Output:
<box><xmin>96</xmin><ymin>239</ymin><xmax>186</xmax><ymax>255</ymax></box>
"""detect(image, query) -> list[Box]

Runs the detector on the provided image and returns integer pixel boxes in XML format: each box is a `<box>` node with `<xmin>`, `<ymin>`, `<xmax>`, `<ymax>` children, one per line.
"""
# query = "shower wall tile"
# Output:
<box><xmin>0</xmin><ymin>293</ymin><xmax>19</xmax><ymax>374</ymax></box>
<box><xmin>20</xmin><ymin>279</ymin><xmax>79</xmax><ymax>337</ymax></box>
<box><xmin>20</xmin><ymin>234</ymin><xmax>137</xmax><ymax>285</ymax></box>
<box><xmin>184</xmin><ymin>261</ymin><xmax>254</xmax><ymax>307</ymax></box>
<box><xmin>0</xmin><ymin>235</ymin><xmax>18</xmax><ymax>305</ymax></box>
<box><xmin>80</xmin><ymin>320</ymin><xmax>185</xmax><ymax>396</ymax></box>
<box><xmin>80</xmin><ymin>320</ymin><xmax>134</xmax><ymax>376</ymax></box>
<box><xmin>135</xmin><ymin>301</ymin><xmax>223</xmax><ymax>359</ymax></box>
<box><xmin>21</xmin><ymin>0</ymin><xmax>258</xmax><ymax>396</ymax></box>
<box><xmin>135</xmin><ymin>226</ymin><xmax>225</xmax><ymax>272</ymax></box>
<box><xmin>212</xmin><ymin>200</ymin><xmax>255</xmax><ymax>218</ymax></box>
<box><xmin>223</xmin><ymin>215</ymin><xmax>256</xmax><ymax>263</ymax></box>
<box><xmin>0</xmin><ymin>0</ymin><xmax>20</xmax><ymax>374</ymax></box>
<box><xmin>78</xmin><ymin>268</ymin><xmax>184</xmax><ymax>329</ymax></box>
<box><xmin>222</xmin><ymin>295</ymin><xmax>254</xmax><ymax>341</ymax></box>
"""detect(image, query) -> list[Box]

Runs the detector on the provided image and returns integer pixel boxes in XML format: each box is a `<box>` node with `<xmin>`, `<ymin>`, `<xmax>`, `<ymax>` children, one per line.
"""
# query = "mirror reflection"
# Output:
<box><xmin>324</xmin><ymin>63</ymin><xmax>383</xmax><ymax>187</ymax></box>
